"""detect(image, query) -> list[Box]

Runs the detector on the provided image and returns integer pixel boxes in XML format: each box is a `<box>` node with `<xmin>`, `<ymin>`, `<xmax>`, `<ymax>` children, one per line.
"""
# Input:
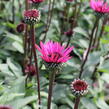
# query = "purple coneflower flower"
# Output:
<box><xmin>90</xmin><ymin>0</ymin><xmax>109</xmax><ymax>14</ymax></box>
<box><xmin>71</xmin><ymin>79</ymin><xmax>88</xmax><ymax>96</ymax></box>
<box><xmin>35</xmin><ymin>41</ymin><xmax>74</xmax><ymax>68</ymax></box>
<box><xmin>23</xmin><ymin>9</ymin><xmax>40</xmax><ymax>24</ymax></box>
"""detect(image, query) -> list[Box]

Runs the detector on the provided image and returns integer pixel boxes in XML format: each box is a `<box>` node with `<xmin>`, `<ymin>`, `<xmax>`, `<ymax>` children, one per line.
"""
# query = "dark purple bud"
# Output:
<box><xmin>25</xmin><ymin>64</ymin><xmax>36</xmax><ymax>76</ymax></box>
<box><xmin>16</xmin><ymin>23</ymin><xmax>25</xmax><ymax>33</ymax></box>
<box><xmin>64</xmin><ymin>29</ymin><xmax>73</xmax><ymax>37</ymax></box>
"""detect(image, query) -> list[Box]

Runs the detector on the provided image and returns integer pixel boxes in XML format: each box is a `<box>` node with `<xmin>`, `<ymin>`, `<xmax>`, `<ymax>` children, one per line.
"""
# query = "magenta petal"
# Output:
<box><xmin>64</xmin><ymin>46</ymin><xmax>74</xmax><ymax>56</ymax></box>
<box><xmin>36</xmin><ymin>41</ymin><xmax>74</xmax><ymax>63</ymax></box>
<box><xmin>90</xmin><ymin>0</ymin><xmax>109</xmax><ymax>13</ymax></box>
<box><xmin>35</xmin><ymin>44</ymin><xmax>42</xmax><ymax>52</ymax></box>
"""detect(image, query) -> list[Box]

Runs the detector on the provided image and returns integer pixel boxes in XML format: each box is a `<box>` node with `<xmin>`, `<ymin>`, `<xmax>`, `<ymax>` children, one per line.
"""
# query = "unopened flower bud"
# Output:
<box><xmin>16</xmin><ymin>23</ymin><xmax>25</xmax><ymax>33</ymax></box>
<box><xmin>24</xmin><ymin>9</ymin><xmax>40</xmax><ymax>25</ymax></box>
<box><xmin>71</xmin><ymin>79</ymin><xmax>88</xmax><ymax>96</ymax></box>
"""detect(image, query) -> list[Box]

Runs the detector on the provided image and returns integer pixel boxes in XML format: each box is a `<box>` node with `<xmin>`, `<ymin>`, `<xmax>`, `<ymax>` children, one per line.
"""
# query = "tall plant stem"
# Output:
<box><xmin>42</xmin><ymin>0</ymin><xmax>52</xmax><ymax>42</ymax></box>
<box><xmin>66</xmin><ymin>37</ymin><xmax>71</xmax><ymax>48</ymax></box>
<box><xmin>43</xmin><ymin>0</ymin><xmax>55</xmax><ymax>42</ymax></box>
<box><xmin>25</xmin><ymin>0</ymin><xmax>29</xmax><ymax>10</ymax></box>
<box><xmin>47</xmin><ymin>0</ymin><xmax>55</xmax><ymax>32</ymax></box>
<box><xmin>30</xmin><ymin>24</ymin><xmax>41</xmax><ymax>109</ymax></box>
<box><xmin>18</xmin><ymin>0</ymin><xmax>22</xmax><ymax>13</ymax></box>
<box><xmin>24</xmin><ymin>0</ymin><xmax>29</xmax><ymax>72</ymax></box>
<box><xmin>12</xmin><ymin>0</ymin><xmax>15</xmax><ymax>23</ymax></box>
<box><xmin>92</xmin><ymin>25</ymin><xmax>98</xmax><ymax>47</ymax></box>
<box><xmin>91</xmin><ymin>51</ymin><xmax>109</xmax><ymax>81</ymax></box>
<box><xmin>74</xmin><ymin>97</ymin><xmax>80</xmax><ymax>109</ymax></box>
<box><xmin>79</xmin><ymin>18</ymin><xmax>99</xmax><ymax>78</ymax></box>
<box><xmin>24</xmin><ymin>0</ymin><xmax>29</xmax><ymax>54</ymax></box>
<box><xmin>47</xmin><ymin>70</ymin><xmax>57</xmax><ymax>109</ymax></box>
<box><xmin>24</xmin><ymin>0</ymin><xmax>29</xmax><ymax>53</ymax></box>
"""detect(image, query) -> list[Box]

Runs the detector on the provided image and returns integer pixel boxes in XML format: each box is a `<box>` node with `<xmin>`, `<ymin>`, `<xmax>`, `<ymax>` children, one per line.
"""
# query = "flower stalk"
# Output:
<box><xmin>79</xmin><ymin>18</ymin><xmax>99</xmax><ymax>78</ymax></box>
<box><xmin>74</xmin><ymin>97</ymin><xmax>80</xmax><ymax>109</ymax></box>
<box><xmin>30</xmin><ymin>24</ymin><xmax>41</xmax><ymax>109</ymax></box>
<box><xmin>12</xmin><ymin>0</ymin><xmax>15</xmax><ymax>23</ymax></box>
<box><xmin>47</xmin><ymin>70</ymin><xmax>57</xmax><ymax>109</ymax></box>
<box><xmin>43</xmin><ymin>0</ymin><xmax>55</xmax><ymax>42</ymax></box>
<box><xmin>24</xmin><ymin>0</ymin><xmax>29</xmax><ymax>73</ymax></box>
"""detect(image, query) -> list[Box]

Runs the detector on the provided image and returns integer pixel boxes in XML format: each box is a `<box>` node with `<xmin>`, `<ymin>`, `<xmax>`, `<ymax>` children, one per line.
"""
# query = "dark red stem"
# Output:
<box><xmin>25</xmin><ymin>0</ymin><xmax>29</xmax><ymax>10</ymax></box>
<box><xmin>47</xmin><ymin>70</ymin><xmax>56</xmax><ymax>109</ymax></box>
<box><xmin>74</xmin><ymin>97</ymin><xmax>80</xmax><ymax>109</ymax></box>
<box><xmin>30</xmin><ymin>24</ymin><xmax>41</xmax><ymax>109</ymax></box>
<box><xmin>79</xmin><ymin>18</ymin><xmax>99</xmax><ymax>78</ymax></box>
<box><xmin>43</xmin><ymin>0</ymin><xmax>55</xmax><ymax>42</ymax></box>
<box><xmin>24</xmin><ymin>0</ymin><xmax>29</xmax><ymax>72</ymax></box>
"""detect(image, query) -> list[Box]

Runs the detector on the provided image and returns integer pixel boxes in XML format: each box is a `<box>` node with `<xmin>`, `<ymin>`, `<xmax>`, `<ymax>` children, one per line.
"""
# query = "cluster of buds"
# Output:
<box><xmin>71</xmin><ymin>79</ymin><xmax>88</xmax><ymax>96</ymax></box>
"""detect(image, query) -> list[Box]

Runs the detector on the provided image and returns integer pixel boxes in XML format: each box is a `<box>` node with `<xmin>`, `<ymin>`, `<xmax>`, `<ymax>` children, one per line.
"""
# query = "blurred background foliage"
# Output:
<box><xmin>0</xmin><ymin>0</ymin><xmax>109</xmax><ymax>109</ymax></box>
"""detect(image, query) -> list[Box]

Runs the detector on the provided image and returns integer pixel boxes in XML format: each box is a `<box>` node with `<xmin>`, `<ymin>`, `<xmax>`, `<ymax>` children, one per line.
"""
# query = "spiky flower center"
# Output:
<box><xmin>44</xmin><ymin>52</ymin><xmax>62</xmax><ymax>69</ymax></box>
<box><xmin>48</xmin><ymin>52</ymin><xmax>62</xmax><ymax>62</ymax></box>
<box><xmin>71</xmin><ymin>79</ymin><xmax>88</xmax><ymax>96</ymax></box>
<box><xmin>73</xmin><ymin>80</ymin><xmax>87</xmax><ymax>91</ymax></box>
<box><xmin>24</xmin><ymin>9</ymin><xmax>40</xmax><ymax>24</ymax></box>
<box><xmin>24</xmin><ymin>9</ymin><xmax>39</xmax><ymax>18</ymax></box>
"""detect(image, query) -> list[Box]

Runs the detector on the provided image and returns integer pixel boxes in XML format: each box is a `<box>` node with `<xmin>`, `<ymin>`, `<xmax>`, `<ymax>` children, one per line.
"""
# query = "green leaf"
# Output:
<box><xmin>12</xmin><ymin>41</ymin><xmax>24</xmax><ymax>53</ymax></box>
<box><xmin>5</xmin><ymin>31</ymin><xmax>23</xmax><ymax>43</ymax></box>
<box><xmin>10</xmin><ymin>76</ymin><xmax>25</xmax><ymax>94</ymax></box>
<box><xmin>0</xmin><ymin>93</ymin><xmax>24</xmax><ymax>104</ymax></box>
<box><xmin>98</xmin><ymin>60</ymin><xmax>109</xmax><ymax>73</ymax></box>
<box><xmin>0</xmin><ymin>64</ymin><xmax>14</xmax><ymax>77</ymax></box>
<box><xmin>7</xmin><ymin>58</ymin><xmax>23</xmax><ymax>77</ymax></box>
<box><xmin>9</xmin><ymin>96</ymin><xmax>38</xmax><ymax>109</ymax></box>
<box><xmin>81</xmin><ymin>97</ymin><xmax>97</xmax><ymax>109</ymax></box>
<box><xmin>73</xmin><ymin>27</ymin><xmax>89</xmax><ymax>38</ymax></box>
<box><xmin>59</xmin><ymin>105</ymin><xmax>71</xmax><ymax>109</ymax></box>
<box><xmin>96</xmin><ymin>99</ymin><xmax>109</xmax><ymax>109</ymax></box>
